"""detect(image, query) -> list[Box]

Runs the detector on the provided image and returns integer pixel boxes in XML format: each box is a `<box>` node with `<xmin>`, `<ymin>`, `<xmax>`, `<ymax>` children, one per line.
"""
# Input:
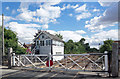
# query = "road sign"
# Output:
<box><xmin>46</xmin><ymin>60</ymin><xmax>53</xmax><ymax>67</ymax></box>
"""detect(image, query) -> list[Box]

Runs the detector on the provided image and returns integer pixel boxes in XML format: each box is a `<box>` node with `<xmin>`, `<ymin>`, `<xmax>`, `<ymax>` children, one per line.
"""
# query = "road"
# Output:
<box><xmin>0</xmin><ymin>66</ymin><xmax>120</xmax><ymax>79</ymax></box>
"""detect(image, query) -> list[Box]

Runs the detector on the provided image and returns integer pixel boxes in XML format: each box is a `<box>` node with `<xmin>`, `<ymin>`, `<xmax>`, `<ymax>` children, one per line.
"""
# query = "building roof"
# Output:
<box><xmin>114</xmin><ymin>40</ymin><xmax>120</xmax><ymax>43</ymax></box>
<box><xmin>23</xmin><ymin>43</ymin><xmax>32</xmax><ymax>48</ymax></box>
<box><xmin>34</xmin><ymin>30</ymin><xmax>64</xmax><ymax>42</ymax></box>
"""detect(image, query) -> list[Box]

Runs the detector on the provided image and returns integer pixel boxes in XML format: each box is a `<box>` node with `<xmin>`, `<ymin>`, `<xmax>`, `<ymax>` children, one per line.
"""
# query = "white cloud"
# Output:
<box><xmin>19</xmin><ymin>2</ymin><xmax>30</xmax><ymax>9</ymax></box>
<box><xmin>75</xmin><ymin>4</ymin><xmax>87</xmax><ymax>13</ymax></box>
<box><xmin>65</xmin><ymin>4</ymin><xmax>79</xmax><ymax>9</ymax></box>
<box><xmin>17</xmin><ymin>10</ymin><xmax>33</xmax><ymax>22</ymax></box>
<box><xmin>17</xmin><ymin>1</ymin><xmax>61</xmax><ymax>29</ymax></box>
<box><xmin>85</xmin><ymin>3</ymin><xmax>118</xmax><ymax>32</ymax></box>
<box><xmin>75</xmin><ymin>30</ymin><xmax>86</xmax><ymax>34</ymax></box>
<box><xmin>47</xmin><ymin>30</ymin><xmax>86</xmax><ymax>42</ymax></box>
<box><xmin>93</xmin><ymin>8</ymin><xmax>100</xmax><ymax>12</ymax></box>
<box><xmin>41</xmin><ymin>24</ymin><xmax>48</xmax><ymax>29</ymax></box>
<box><xmin>47</xmin><ymin>30</ymin><xmax>57</xmax><ymax>35</ymax></box>
<box><xmin>6</xmin><ymin>22</ymin><xmax>42</xmax><ymax>28</ymax></box>
<box><xmin>69</xmin><ymin>13</ymin><xmax>73</xmax><ymax>17</ymax></box>
<box><xmin>19</xmin><ymin>2</ymin><xmax>36</xmax><ymax>10</ymax></box>
<box><xmin>93</xmin><ymin>30</ymin><xmax>118</xmax><ymax>40</ymax></box>
<box><xmin>17</xmin><ymin>8</ymin><xmax>36</xmax><ymax>22</ymax></box>
<box><xmin>58</xmin><ymin>31</ymin><xmax>84</xmax><ymax>42</ymax></box>
<box><xmin>85</xmin><ymin>21</ymin><xmax>89</xmax><ymax>24</ymax></box>
<box><xmin>0</xmin><ymin>15</ymin><xmax>15</xmax><ymax>26</ymax></box>
<box><xmin>71</xmin><ymin>4</ymin><xmax>79</xmax><ymax>9</ymax></box>
<box><xmin>61</xmin><ymin>4</ymin><xmax>66</xmax><ymax>10</ymax></box>
<box><xmin>5</xmin><ymin>22</ymin><xmax>40</xmax><ymax>43</ymax></box>
<box><xmin>12</xmin><ymin>10</ymin><xmax>16</xmax><ymax>14</ymax></box>
<box><xmin>4</xmin><ymin>16</ymin><xmax>15</xmax><ymax>22</ymax></box>
<box><xmin>42</xmin><ymin>0</ymin><xmax>61</xmax><ymax>6</ymax></box>
<box><xmin>76</xmin><ymin>12</ymin><xmax>91</xmax><ymax>21</ymax></box>
<box><xmin>6</xmin><ymin>6</ymin><xmax>9</xmax><ymax>10</ymax></box>
<box><xmin>87</xmin><ymin>29</ymin><xmax>118</xmax><ymax>48</ymax></box>
<box><xmin>65</xmin><ymin>4</ymin><xmax>71</xmax><ymax>9</ymax></box>
<box><xmin>61</xmin><ymin>4</ymin><xmax>79</xmax><ymax>11</ymax></box>
<box><xmin>36</xmin><ymin>5</ymin><xmax>61</xmax><ymax>24</ymax></box>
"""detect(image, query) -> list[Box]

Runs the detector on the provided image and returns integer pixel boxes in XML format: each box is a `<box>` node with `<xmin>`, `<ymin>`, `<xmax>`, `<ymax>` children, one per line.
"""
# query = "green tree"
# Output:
<box><xmin>75</xmin><ymin>40</ymin><xmax>86</xmax><ymax>53</ymax></box>
<box><xmin>64</xmin><ymin>38</ymin><xmax>99</xmax><ymax>54</ymax></box>
<box><xmin>55</xmin><ymin>34</ymin><xmax>63</xmax><ymax>39</ymax></box>
<box><xmin>64</xmin><ymin>39</ymin><xmax>75</xmax><ymax>54</ymax></box>
<box><xmin>99</xmin><ymin>39</ymin><xmax>114</xmax><ymax>53</ymax></box>
<box><xmin>84</xmin><ymin>43</ymin><xmax>90</xmax><ymax>52</ymax></box>
<box><xmin>4</xmin><ymin>28</ymin><xmax>26</xmax><ymax>55</ymax></box>
<box><xmin>89</xmin><ymin>48</ymin><xmax>99</xmax><ymax>53</ymax></box>
<box><xmin>79</xmin><ymin>38</ymin><xmax>85</xmax><ymax>45</ymax></box>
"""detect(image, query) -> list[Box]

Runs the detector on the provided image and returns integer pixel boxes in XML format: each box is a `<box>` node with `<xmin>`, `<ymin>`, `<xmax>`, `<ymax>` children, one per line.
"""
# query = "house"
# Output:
<box><xmin>33</xmin><ymin>30</ymin><xmax>64</xmax><ymax>61</ymax></box>
<box><xmin>23</xmin><ymin>43</ymin><xmax>32</xmax><ymax>50</ymax></box>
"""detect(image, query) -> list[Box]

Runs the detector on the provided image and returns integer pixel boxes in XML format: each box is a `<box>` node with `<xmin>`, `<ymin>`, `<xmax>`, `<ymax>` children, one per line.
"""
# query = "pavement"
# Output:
<box><xmin>0</xmin><ymin>66</ymin><xmax>120</xmax><ymax>79</ymax></box>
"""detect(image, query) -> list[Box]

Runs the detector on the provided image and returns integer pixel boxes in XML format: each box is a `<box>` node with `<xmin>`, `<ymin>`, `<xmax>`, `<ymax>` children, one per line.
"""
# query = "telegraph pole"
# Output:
<box><xmin>2</xmin><ymin>14</ymin><xmax>5</xmax><ymax>56</ymax></box>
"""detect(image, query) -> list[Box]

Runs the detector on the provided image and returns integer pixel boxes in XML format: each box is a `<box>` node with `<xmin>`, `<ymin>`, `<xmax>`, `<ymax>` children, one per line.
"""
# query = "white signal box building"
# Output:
<box><xmin>33</xmin><ymin>30</ymin><xmax>64</xmax><ymax>61</ymax></box>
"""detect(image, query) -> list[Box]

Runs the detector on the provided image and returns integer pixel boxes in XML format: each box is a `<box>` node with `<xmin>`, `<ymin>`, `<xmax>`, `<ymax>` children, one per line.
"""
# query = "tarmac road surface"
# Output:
<box><xmin>1</xmin><ymin>66</ymin><xmax>120</xmax><ymax>79</ymax></box>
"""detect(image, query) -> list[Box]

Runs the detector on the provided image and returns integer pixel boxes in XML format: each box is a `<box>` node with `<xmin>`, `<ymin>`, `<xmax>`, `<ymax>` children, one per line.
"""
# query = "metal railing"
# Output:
<box><xmin>12</xmin><ymin>52</ymin><xmax>109</xmax><ymax>73</ymax></box>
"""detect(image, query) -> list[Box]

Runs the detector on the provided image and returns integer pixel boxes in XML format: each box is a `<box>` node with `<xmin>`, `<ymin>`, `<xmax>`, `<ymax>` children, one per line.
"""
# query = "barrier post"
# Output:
<box><xmin>104</xmin><ymin>51</ymin><xmax>108</xmax><ymax>71</ymax></box>
<box><xmin>48</xmin><ymin>53</ymin><xmax>51</xmax><ymax>71</ymax></box>
<box><xmin>104</xmin><ymin>51</ymin><xmax>108</xmax><ymax>75</ymax></box>
<box><xmin>8</xmin><ymin>48</ymin><xmax>12</xmax><ymax>69</ymax></box>
<box><xmin>12</xmin><ymin>53</ymin><xmax>16</xmax><ymax>66</ymax></box>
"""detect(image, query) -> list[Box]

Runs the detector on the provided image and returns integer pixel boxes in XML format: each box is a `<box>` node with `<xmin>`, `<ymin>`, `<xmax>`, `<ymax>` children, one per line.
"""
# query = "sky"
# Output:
<box><xmin>0</xmin><ymin>0</ymin><xmax>119</xmax><ymax>49</ymax></box>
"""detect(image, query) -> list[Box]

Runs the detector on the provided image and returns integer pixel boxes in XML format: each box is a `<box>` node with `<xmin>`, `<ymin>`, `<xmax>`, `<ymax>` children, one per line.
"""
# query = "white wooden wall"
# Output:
<box><xmin>52</xmin><ymin>45</ymin><xmax>64</xmax><ymax>61</ymax></box>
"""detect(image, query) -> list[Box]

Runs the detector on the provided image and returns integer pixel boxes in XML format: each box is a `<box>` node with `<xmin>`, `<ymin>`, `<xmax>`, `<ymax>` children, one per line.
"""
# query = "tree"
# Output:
<box><xmin>64</xmin><ymin>39</ymin><xmax>75</xmax><ymax>54</ymax></box>
<box><xmin>75</xmin><ymin>40</ymin><xmax>86</xmax><ymax>53</ymax></box>
<box><xmin>89</xmin><ymin>48</ymin><xmax>99</xmax><ymax>53</ymax></box>
<box><xmin>64</xmin><ymin>38</ymin><xmax>99</xmax><ymax>54</ymax></box>
<box><xmin>99</xmin><ymin>39</ymin><xmax>114</xmax><ymax>53</ymax></box>
<box><xmin>84</xmin><ymin>43</ymin><xmax>90</xmax><ymax>52</ymax></box>
<box><xmin>55</xmin><ymin>34</ymin><xmax>63</xmax><ymax>39</ymax></box>
<box><xmin>4</xmin><ymin>28</ymin><xmax>26</xmax><ymax>55</ymax></box>
<box><xmin>79</xmin><ymin>38</ymin><xmax>85</xmax><ymax>45</ymax></box>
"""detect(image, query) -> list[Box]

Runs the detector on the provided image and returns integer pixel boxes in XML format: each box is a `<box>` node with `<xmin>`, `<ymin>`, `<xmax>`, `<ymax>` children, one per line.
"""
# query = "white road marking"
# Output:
<box><xmin>50</xmin><ymin>73</ymin><xmax>58</xmax><ymax>77</ymax></box>
<box><xmin>73</xmin><ymin>72</ymin><xmax>79</xmax><ymax>79</ymax></box>
<box><xmin>35</xmin><ymin>72</ymin><xmax>49</xmax><ymax>77</ymax></box>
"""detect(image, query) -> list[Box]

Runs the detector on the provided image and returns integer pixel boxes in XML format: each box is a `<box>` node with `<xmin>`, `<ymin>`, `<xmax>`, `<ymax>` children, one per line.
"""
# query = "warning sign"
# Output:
<box><xmin>46</xmin><ymin>60</ymin><xmax>53</xmax><ymax>67</ymax></box>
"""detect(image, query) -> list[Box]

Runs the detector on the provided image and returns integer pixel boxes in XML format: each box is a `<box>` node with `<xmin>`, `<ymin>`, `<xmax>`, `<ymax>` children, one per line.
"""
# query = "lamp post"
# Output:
<box><xmin>2</xmin><ymin>14</ymin><xmax>5</xmax><ymax>56</ymax></box>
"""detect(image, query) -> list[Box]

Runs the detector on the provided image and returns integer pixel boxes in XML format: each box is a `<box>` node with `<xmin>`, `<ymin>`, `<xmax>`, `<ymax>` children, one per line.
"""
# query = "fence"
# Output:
<box><xmin>11</xmin><ymin>52</ymin><xmax>109</xmax><ymax>73</ymax></box>
<box><xmin>7</xmin><ymin>42</ymin><xmax>119</xmax><ymax>77</ymax></box>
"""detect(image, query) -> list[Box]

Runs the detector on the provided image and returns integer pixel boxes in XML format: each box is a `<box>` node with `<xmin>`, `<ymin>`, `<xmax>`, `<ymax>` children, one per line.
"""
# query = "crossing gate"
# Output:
<box><xmin>11</xmin><ymin>52</ymin><xmax>110</xmax><ymax>74</ymax></box>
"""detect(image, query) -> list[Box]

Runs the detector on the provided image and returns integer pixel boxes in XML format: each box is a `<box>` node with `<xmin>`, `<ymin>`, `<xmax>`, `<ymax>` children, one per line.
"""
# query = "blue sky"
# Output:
<box><xmin>1</xmin><ymin>1</ymin><xmax>118</xmax><ymax>48</ymax></box>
